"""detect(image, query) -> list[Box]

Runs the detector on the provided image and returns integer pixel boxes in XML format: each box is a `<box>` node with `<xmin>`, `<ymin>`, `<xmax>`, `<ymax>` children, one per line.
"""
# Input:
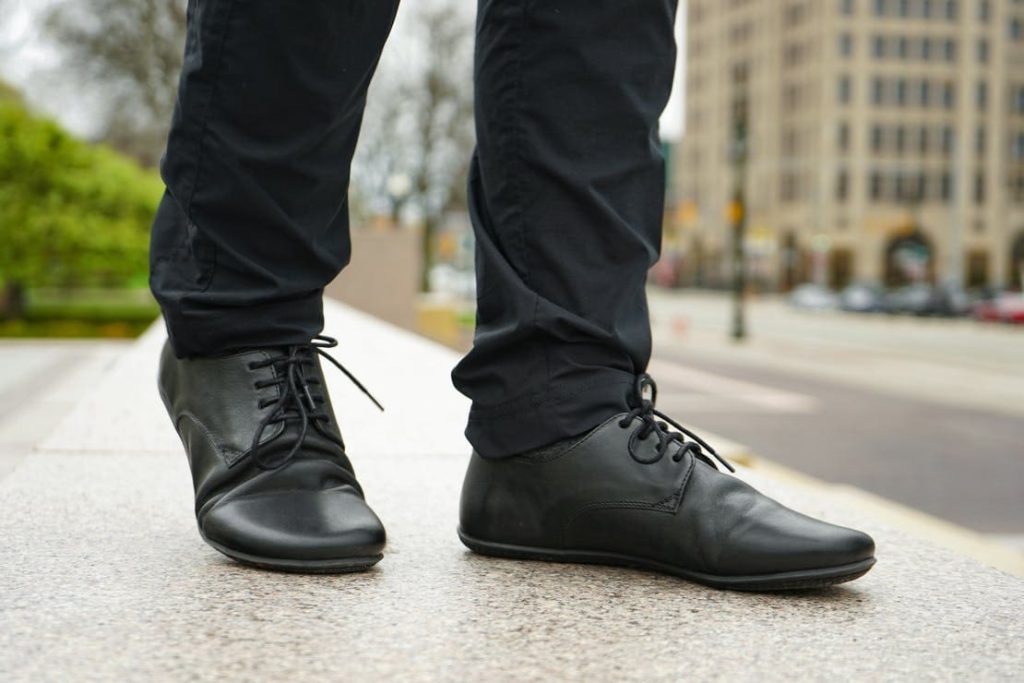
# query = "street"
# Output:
<box><xmin>648</xmin><ymin>289</ymin><xmax>1024</xmax><ymax>545</ymax></box>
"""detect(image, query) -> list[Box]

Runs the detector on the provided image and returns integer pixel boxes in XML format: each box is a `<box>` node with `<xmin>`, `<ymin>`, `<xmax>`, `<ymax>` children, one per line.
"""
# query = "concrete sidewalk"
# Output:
<box><xmin>2</xmin><ymin>301</ymin><xmax>1022</xmax><ymax>681</ymax></box>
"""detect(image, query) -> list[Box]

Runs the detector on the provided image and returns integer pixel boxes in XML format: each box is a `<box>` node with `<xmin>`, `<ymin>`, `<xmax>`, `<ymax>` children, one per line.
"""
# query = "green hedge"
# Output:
<box><xmin>0</xmin><ymin>95</ymin><xmax>163</xmax><ymax>293</ymax></box>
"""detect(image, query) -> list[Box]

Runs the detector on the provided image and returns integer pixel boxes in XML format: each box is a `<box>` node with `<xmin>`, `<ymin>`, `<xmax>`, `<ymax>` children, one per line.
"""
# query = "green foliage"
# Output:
<box><xmin>0</xmin><ymin>98</ymin><xmax>162</xmax><ymax>291</ymax></box>
<box><xmin>26</xmin><ymin>287</ymin><xmax>160</xmax><ymax>322</ymax></box>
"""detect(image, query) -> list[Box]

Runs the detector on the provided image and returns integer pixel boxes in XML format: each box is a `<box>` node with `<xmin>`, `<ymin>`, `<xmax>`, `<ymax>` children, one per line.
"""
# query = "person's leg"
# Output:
<box><xmin>152</xmin><ymin>0</ymin><xmax>400</xmax><ymax>573</ymax></box>
<box><xmin>456</xmin><ymin>0</ymin><xmax>877</xmax><ymax>590</ymax></box>
<box><xmin>151</xmin><ymin>0</ymin><xmax>399</xmax><ymax>358</ymax></box>
<box><xmin>453</xmin><ymin>0</ymin><xmax>674</xmax><ymax>458</ymax></box>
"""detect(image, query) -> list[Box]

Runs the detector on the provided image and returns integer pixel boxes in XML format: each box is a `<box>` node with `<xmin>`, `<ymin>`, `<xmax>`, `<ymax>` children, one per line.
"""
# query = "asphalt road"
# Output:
<box><xmin>651</xmin><ymin>349</ymin><xmax>1024</xmax><ymax>534</ymax></box>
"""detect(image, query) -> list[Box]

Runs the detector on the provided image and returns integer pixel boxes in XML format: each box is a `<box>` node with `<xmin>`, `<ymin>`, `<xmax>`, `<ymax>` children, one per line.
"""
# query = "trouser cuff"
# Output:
<box><xmin>162</xmin><ymin>292</ymin><xmax>325</xmax><ymax>359</ymax></box>
<box><xmin>465</xmin><ymin>370</ymin><xmax>636</xmax><ymax>458</ymax></box>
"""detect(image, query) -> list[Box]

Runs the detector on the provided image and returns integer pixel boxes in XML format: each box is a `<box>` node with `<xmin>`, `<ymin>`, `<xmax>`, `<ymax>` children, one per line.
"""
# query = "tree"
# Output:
<box><xmin>353</xmin><ymin>1</ymin><xmax>475</xmax><ymax>292</ymax></box>
<box><xmin>0</xmin><ymin>91</ymin><xmax>163</xmax><ymax>319</ymax></box>
<box><xmin>36</xmin><ymin>0</ymin><xmax>476</xmax><ymax>293</ymax></box>
<box><xmin>42</xmin><ymin>0</ymin><xmax>187</xmax><ymax>166</ymax></box>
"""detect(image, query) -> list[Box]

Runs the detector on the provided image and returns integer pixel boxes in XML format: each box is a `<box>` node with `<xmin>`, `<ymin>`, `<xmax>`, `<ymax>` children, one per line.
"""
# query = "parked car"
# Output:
<box><xmin>881</xmin><ymin>284</ymin><xmax>932</xmax><ymax>315</ymax></box>
<box><xmin>839</xmin><ymin>283</ymin><xmax>884</xmax><ymax>313</ymax></box>
<box><xmin>973</xmin><ymin>293</ymin><xmax>1024</xmax><ymax>324</ymax></box>
<box><xmin>881</xmin><ymin>283</ymin><xmax>970</xmax><ymax>317</ymax></box>
<box><xmin>925</xmin><ymin>282</ymin><xmax>972</xmax><ymax>317</ymax></box>
<box><xmin>788</xmin><ymin>283</ymin><xmax>838</xmax><ymax>311</ymax></box>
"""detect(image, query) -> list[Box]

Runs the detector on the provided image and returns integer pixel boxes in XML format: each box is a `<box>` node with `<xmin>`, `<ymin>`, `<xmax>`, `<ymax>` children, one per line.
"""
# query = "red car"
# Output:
<box><xmin>973</xmin><ymin>293</ymin><xmax>1024</xmax><ymax>324</ymax></box>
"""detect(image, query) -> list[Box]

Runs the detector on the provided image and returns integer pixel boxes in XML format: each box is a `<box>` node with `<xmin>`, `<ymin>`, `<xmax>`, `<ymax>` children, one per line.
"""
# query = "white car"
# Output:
<box><xmin>788</xmin><ymin>283</ymin><xmax>839</xmax><ymax>311</ymax></box>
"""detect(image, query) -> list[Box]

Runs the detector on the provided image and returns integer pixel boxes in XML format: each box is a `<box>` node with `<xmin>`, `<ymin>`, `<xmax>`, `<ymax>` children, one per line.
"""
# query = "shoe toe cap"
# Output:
<box><xmin>720</xmin><ymin>516</ymin><xmax>876</xmax><ymax>576</ymax></box>
<box><xmin>201</xmin><ymin>484</ymin><xmax>386</xmax><ymax>562</ymax></box>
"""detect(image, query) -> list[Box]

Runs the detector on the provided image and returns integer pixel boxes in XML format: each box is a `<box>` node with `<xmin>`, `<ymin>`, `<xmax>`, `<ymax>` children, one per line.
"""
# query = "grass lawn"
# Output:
<box><xmin>0</xmin><ymin>288</ymin><xmax>160</xmax><ymax>339</ymax></box>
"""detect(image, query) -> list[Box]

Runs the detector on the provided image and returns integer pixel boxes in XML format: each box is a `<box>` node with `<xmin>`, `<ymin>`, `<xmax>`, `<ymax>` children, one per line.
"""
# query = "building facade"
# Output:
<box><xmin>670</xmin><ymin>0</ymin><xmax>1024</xmax><ymax>291</ymax></box>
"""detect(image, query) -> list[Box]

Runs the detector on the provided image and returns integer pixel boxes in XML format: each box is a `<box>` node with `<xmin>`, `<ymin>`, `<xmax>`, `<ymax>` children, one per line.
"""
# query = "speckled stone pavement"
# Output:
<box><xmin>2</xmin><ymin>302</ymin><xmax>1022</xmax><ymax>681</ymax></box>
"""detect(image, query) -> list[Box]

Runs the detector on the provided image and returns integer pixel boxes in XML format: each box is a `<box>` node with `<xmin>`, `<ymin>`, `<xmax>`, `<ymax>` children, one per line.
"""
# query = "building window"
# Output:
<box><xmin>897</xmin><ymin>36</ymin><xmax>909</xmax><ymax>59</ymax></box>
<box><xmin>896</xmin><ymin>78</ymin><xmax>908</xmax><ymax>105</ymax></box>
<box><xmin>838</xmin><ymin>76</ymin><xmax>853</xmax><ymax>104</ymax></box>
<box><xmin>974</xmin><ymin>172</ymin><xmax>986</xmax><ymax>204</ymax></box>
<box><xmin>944</xmin><ymin>39</ymin><xmax>957</xmax><ymax>61</ymax></box>
<box><xmin>783</xmin><ymin>128</ymin><xmax>799</xmax><ymax>156</ymax></box>
<box><xmin>870</xmin><ymin>171</ymin><xmax>884</xmax><ymax>200</ymax></box>
<box><xmin>976</xmin><ymin>81</ymin><xmax>988</xmax><ymax>110</ymax></box>
<box><xmin>914</xmin><ymin>171</ymin><xmax>927</xmax><ymax>200</ymax></box>
<box><xmin>874</xmin><ymin>0</ymin><xmax>886</xmax><ymax>17</ymax></box>
<box><xmin>940</xmin><ymin>172</ymin><xmax>952</xmax><ymax>200</ymax></box>
<box><xmin>978</xmin><ymin>0</ymin><xmax>990</xmax><ymax>21</ymax></box>
<box><xmin>942</xmin><ymin>126</ymin><xmax>954</xmax><ymax>155</ymax></box>
<box><xmin>977</xmin><ymin>39</ymin><xmax>989</xmax><ymax>63</ymax></box>
<box><xmin>1014</xmin><ymin>87</ymin><xmax>1024</xmax><ymax>113</ymax></box>
<box><xmin>918</xmin><ymin>127</ymin><xmax>929</xmax><ymax>154</ymax></box>
<box><xmin>837</xmin><ymin>169</ymin><xmax>850</xmax><ymax>201</ymax></box>
<box><xmin>871</xmin><ymin>124</ymin><xmax>884</xmax><ymax>151</ymax></box>
<box><xmin>873</xmin><ymin>35</ymin><xmax>886</xmax><ymax>57</ymax></box>
<box><xmin>781</xmin><ymin>173</ymin><xmax>801</xmax><ymax>202</ymax></box>
<box><xmin>840</xmin><ymin>0</ymin><xmax>856</xmax><ymax>16</ymax></box>
<box><xmin>919</xmin><ymin>80</ymin><xmax>931</xmax><ymax>105</ymax></box>
<box><xmin>872</xmin><ymin>77</ymin><xmax>885</xmax><ymax>104</ymax></box>
<box><xmin>839</xmin><ymin>33</ymin><xmax>854</xmax><ymax>56</ymax></box>
<box><xmin>945</xmin><ymin>0</ymin><xmax>958</xmax><ymax>20</ymax></box>
<box><xmin>895</xmin><ymin>126</ymin><xmax>906</xmax><ymax>153</ymax></box>
<box><xmin>838</xmin><ymin>122</ymin><xmax>851</xmax><ymax>151</ymax></box>
<box><xmin>942</xmin><ymin>82</ymin><xmax>956</xmax><ymax>108</ymax></box>
<box><xmin>784</xmin><ymin>3</ymin><xmax>807</xmax><ymax>25</ymax></box>
<box><xmin>1013</xmin><ymin>133</ymin><xmax>1024</xmax><ymax>160</ymax></box>
<box><xmin>1012</xmin><ymin>18</ymin><xmax>1024</xmax><ymax>41</ymax></box>
<box><xmin>976</xmin><ymin>126</ymin><xmax>986</xmax><ymax>155</ymax></box>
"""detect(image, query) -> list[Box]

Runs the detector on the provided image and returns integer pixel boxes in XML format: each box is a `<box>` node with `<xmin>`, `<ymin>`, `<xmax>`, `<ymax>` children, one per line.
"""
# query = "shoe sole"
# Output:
<box><xmin>201</xmin><ymin>534</ymin><xmax>383</xmax><ymax>574</ymax></box>
<box><xmin>458</xmin><ymin>529</ymin><xmax>875</xmax><ymax>591</ymax></box>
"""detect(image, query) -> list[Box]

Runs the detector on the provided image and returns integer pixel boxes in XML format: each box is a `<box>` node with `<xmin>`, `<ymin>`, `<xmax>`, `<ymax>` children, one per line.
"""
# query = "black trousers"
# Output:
<box><xmin>150</xmin><ymin>0</ymin><xmax>678</xmax><ymax>458</ymax></box>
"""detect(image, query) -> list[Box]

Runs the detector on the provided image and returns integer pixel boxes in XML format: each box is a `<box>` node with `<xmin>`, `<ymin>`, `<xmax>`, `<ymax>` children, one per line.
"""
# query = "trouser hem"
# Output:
<box><xmin>161</xmin><ymin>292</ymin><xmax>325</xmax><ymax>359</ymax></box>
<box><xmin>465</xmin><ymin>371</ymin><xmax>636</xmax><ymax>458</ymax></box>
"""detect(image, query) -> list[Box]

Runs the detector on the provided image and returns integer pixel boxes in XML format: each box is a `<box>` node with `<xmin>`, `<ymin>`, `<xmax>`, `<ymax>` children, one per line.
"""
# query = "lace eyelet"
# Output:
<box><xmin>618</xmin><ymin>419</ymin><xmax>631</xmax><ymax>429</ymax></box>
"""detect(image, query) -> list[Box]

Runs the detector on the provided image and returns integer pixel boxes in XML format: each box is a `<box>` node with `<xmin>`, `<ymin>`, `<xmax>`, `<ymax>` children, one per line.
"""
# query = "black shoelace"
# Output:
<box><xmin>619</xmin><ymin>373</ymin><xmax>735</xmax><ymax>472</ymax></box>
<box><xmin>248</xmin><ymin>335</ymin><xmax>383</xmax><ymax>470</ymax></box>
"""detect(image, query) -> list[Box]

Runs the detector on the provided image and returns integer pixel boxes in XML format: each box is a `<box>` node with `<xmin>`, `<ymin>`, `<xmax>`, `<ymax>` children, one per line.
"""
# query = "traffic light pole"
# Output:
<box><xmin>730</xmin><ymin>81</ymin><xmax>749</xmax><ymax>342</ymax></box>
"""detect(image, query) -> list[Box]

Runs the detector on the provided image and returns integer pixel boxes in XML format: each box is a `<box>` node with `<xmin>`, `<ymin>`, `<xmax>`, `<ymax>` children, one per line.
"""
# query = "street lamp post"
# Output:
<box><xmin>729</xmin><ymin>76</ymin><xmax>749</xmax><ymax>341</ymax></box>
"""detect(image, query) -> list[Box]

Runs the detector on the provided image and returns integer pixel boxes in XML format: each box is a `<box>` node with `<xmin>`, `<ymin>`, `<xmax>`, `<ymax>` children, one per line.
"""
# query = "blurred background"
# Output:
<box><xmin>0</xmin><ymin>1</ymin><xmax>1021</xmax><ymax>555</ymax></box>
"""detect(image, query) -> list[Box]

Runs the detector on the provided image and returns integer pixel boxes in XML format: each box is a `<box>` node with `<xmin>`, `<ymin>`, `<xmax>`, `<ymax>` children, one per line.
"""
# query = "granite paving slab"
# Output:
<box><xmin>2</xmin><ymin>449</ymin><xmax>1022</xmax><ymax>681</ymax></box>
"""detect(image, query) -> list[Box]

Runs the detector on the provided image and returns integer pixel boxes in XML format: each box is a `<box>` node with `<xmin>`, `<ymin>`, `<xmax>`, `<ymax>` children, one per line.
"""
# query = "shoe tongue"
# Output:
<box><xmin>255</xmin><ymin>419</ymin><xmax>352</xmax><ymax>471</ymax></box>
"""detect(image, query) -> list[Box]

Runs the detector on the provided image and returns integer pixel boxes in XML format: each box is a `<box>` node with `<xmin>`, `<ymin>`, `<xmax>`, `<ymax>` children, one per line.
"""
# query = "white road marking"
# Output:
<box><xmin>648</xmin><ymin>358</ymin><xmax>819</xmax><ymax>414</ymax></box>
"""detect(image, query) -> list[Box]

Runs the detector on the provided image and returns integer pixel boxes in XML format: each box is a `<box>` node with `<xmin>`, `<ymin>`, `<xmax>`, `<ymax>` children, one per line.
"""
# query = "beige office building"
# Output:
<box><xmin>669</xmin><ymin>0</ymin><xmax>1024</xmax><ymax>291</ymax></box>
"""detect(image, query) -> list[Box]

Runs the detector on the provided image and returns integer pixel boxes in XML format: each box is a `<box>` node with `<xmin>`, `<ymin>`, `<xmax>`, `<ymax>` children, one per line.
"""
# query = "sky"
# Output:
<box><xmin>0</xmin><ymin>0</ymin><xmax>687</xmax><ymax>141</ymax></box>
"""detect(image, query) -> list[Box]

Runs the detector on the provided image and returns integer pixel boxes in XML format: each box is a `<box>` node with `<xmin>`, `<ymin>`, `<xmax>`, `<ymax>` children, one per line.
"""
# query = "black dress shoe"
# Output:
<box><xmin>459</xmin><ymin>374</ymin><xmax>876</xmax><ymax>591</ymax></box>
<box><xmin>158</xmin><ymin>335</ymin><xmax>386</xmax><ymax>573</ymax></box>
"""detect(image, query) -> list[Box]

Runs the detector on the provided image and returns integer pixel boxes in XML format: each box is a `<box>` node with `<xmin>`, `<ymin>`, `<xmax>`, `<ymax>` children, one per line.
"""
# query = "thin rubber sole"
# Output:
<box><xmin>458</xmin><ymin>529</ymin><xmax>875</xmax><ymax>591</ymax></box>
<box><xmin>201</xmin><ymin>534</ymin><xmax>382</xmax><ymax>574</ymax></box>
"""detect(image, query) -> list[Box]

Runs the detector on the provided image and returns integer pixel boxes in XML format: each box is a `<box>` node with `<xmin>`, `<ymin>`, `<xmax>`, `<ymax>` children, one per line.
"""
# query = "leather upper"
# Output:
<box><xmin>460</xmin><ymin>413</ymin><xmax>874</xmax><ymax>576</ymax></box>
<box><xmin>158</xmin><ymin>340</ymin><xmax>384</xmax><ymax>561</ymax></box>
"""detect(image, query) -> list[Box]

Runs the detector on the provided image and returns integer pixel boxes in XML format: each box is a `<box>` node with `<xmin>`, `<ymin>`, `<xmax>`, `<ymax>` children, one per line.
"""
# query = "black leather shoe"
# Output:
<box><xmin>159</xmin><ymin>335</ymin><xmax>386</xmax><ymax>573</ymax></box>
<box><xmin>459</xmin><ymin>374</ymin><xmax>876</xmax><ymax>591</ymax></box>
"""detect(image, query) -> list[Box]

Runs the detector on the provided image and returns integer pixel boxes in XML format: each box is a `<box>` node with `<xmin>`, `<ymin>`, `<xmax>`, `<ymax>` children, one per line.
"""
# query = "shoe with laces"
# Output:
<box><xmin>158</xmin><ymin>335</ymin><xmax>386</xmax><ymax>572</ymax></box>
<box><xmin>458</xmin><ymin>374</ymin><xmax>876</xmax><ymax>591</ymax></box>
